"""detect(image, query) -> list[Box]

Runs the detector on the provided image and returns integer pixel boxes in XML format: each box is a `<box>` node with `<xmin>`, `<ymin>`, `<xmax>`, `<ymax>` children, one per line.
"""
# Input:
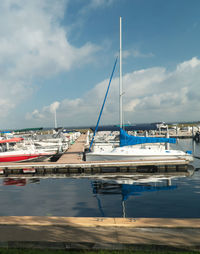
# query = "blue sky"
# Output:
<box><xmin>1</xmin><ymin>0</ymin><xmax>200</xmax><ymax>129</ymax></box>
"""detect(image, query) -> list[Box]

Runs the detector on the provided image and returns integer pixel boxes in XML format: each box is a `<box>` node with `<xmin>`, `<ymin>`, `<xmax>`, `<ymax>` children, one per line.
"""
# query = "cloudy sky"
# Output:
<box><xmin>1</xmin><ymin>0</ymin><xmax>200</xmax><ymax>129</ymax></box>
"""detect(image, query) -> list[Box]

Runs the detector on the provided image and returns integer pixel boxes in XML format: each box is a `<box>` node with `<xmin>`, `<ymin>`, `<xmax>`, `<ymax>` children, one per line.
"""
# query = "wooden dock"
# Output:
<box><xmin>57</xmin><ymin>133</ymin><xmax>87</xmax><ymax>163</ymax></box>
<box><xmin>0</xmin><ymin>134</ymin><xmax>194</xmax><ymax>176</ymax></box>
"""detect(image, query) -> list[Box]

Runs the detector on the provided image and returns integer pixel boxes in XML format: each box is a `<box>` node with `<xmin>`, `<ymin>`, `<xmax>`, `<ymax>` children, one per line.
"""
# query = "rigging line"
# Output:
<box><xmin>89</xmin><ymin>57</ymin><xmax>118</xmax><ymax>151</ymax></box>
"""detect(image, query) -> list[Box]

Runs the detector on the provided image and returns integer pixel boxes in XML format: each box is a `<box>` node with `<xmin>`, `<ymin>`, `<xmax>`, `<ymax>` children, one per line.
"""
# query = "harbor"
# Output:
<box><xmin>1</xmin><ymin>0</ymin><xmax>200</xmax><ymax>252</ymax></box>
<box><xmin>0</xmin><ymin>18</ymin><xmax>199</xmax><ymax>249</ymax></box>
<box><xmin>0</xmin><ymin>129</ymin><xmax>196</xmax><ymax>176</ymax></box>
<box><xmin>0</xmin><ymin>128</ymin><xmax>199</xmax><ymax>251</ymax></box>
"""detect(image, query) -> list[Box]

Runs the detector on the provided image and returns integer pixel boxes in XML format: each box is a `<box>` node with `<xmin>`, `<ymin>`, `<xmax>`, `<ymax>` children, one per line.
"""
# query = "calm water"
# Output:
<box><xmin>0</xmin><ymin>139</ymin><xmax>200</xmax><ymax>218</ymax></box>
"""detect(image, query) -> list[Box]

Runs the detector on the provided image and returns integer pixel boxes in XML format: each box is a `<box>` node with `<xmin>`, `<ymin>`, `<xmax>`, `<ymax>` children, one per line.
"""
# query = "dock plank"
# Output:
<box><xmin>57</xmin><ymin>133</ymin><xmax>87</xmax><ymax>163</ymax></box>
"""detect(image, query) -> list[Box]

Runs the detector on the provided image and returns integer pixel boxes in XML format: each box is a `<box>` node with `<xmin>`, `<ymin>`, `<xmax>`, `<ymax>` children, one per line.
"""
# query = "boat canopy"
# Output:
<box><xmin>120</xmin><ymin>128</ymin><xmax>176</xmax><ymax>147</ymax></box>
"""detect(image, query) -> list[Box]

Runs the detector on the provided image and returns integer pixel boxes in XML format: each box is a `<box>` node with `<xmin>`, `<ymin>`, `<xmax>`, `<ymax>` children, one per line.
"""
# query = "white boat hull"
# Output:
<box><xmin>86</xmin><ymin>146</ymin><xmax>193</xmax><ymax>163</ymax></box>
<box><xmin>86</xmin><ymin>153</ymin><xmax>193</xmax><ymax>162</ymax></box>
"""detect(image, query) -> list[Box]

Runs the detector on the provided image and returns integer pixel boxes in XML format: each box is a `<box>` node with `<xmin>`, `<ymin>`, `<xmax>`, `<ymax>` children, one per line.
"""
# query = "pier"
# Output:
<box><xmin>0</xmin><ymin>133</ymin><xmax>194</xmax><ymax>176</ymax></box>
<box><xmin>56</xmin><ymin>133</ymin><xmax>87</xmax><ymax>163</ymax></box>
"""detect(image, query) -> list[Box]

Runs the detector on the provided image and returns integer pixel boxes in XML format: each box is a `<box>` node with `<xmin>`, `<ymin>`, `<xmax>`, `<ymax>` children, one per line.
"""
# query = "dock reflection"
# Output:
<box><xmin>91</xmin><ymin>174</ymin><xmax>189</xmax><ymax>217</ymax></box>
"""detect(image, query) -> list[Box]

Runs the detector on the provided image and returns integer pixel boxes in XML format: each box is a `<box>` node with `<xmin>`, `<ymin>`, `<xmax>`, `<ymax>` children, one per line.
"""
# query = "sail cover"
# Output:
<box><xmin>120</xmin><ymin>128</ymin><xmax>176</xmax><ymax>147</ymax></box>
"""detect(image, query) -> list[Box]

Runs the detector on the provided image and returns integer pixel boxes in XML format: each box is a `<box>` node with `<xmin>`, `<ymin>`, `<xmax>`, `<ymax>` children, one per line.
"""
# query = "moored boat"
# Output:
<box><xmin>0</xmin><ymin>137</ymin><xmax>55</xmax><ymax>162</ymax></box>
<box><xmin>86</xmin><ymin>17</ymin><xmax>193</xmax><ymax>164</ymax></box>
<box><xmin>0</xmin><ymin>149</ymin><xmax>55</xmax><ymax>162</ymax></box>
<box><xmin>86</xmin><ymin>145</ymin><xmax>193</xmax><ymax>162</ymax></box>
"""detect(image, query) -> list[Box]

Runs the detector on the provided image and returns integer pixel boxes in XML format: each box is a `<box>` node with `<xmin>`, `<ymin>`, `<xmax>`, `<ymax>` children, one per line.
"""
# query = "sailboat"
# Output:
<box><xmin>86</xmin><ymin>17</ymin><xmax>193</xmax><ymax>163</ymax></box>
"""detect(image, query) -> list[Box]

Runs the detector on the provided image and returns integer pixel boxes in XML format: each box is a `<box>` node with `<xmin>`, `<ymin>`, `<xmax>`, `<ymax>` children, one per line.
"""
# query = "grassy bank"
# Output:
<box><xmin>0</xmin><ymin>250</ymin><xmax>199</xmax><ymax>254</ymax></box>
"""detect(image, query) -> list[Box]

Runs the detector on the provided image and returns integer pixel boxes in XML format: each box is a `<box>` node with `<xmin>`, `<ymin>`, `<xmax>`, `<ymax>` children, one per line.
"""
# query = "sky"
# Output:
<box><xmin>1</xmin><ymin>0</ymin><xmax>200</xmax><ymax>129</ymax></box>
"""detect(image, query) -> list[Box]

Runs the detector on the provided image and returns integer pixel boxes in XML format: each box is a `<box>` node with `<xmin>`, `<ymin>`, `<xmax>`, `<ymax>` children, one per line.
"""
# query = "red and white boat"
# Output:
<box><xmin>0</xmin><ymin>149</ymin><xmax>55</xmax><ymax>162</ymax></box>
<box><xmin>0</xmin><ymin>138</ymin><xmax>55</xmax><ymax>162</ymax></box>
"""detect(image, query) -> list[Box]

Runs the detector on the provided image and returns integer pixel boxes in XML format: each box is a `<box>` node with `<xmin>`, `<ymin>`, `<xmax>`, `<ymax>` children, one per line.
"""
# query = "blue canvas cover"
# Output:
<box><xmin>120</xmin><ymin>128</ymin><xmax>176</xmax><ymax>147</ymax></box>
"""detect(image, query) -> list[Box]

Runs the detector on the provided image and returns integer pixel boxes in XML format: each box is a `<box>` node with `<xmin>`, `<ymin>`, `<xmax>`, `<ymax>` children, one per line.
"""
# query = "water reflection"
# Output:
<box><xmin>3</xmin><ymin>178</ymin><xmax>40</xmax><ymax>186</ymax></box>
<box><xmin>91</xmin><ymin>175</ymin><xmax>178</xmax><ymax>217</ymax></box>
<box><xmin>3</xmin><ymin>178</ymin><xmax>26</xmax><ymax>186</ymax></box>
<box><xmin>92</xmin><ymin>178</ymin><xmax>177</xmax><ymax>200</ymax></box>
<box><xmin>0</xmin><ymin>138</ymin><xmax>199</xmax><ymax>217</ymax></box>
<box><xmin>0</xmin><ymin>172</ymin><xmax>195</xmax><ymax>217</ymax></box>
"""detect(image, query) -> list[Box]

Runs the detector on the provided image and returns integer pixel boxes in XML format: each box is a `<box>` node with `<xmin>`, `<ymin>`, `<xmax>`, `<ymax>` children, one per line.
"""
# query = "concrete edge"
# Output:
<box><xmin>0</xmin><ymin>216</ymin><xmax>199</xmax><ymax>228</ymax></box>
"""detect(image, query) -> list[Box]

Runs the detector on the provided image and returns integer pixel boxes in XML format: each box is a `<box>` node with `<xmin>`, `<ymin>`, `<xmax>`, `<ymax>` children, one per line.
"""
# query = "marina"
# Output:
<box><xmin>0</xmin><ymin>18</ymin><xmax>199</xmax><ymax>251</ymax></box>
<box><xmin>0</xmin><ymin>17</ymin><xmax>197</xmax><ymax>175</ymax></box>
<box><xmin>0</xmin><ymin>129</ymin><xmax>199</xmax><ymax>250</ymax></box>
<box><xmin>0</xmin><ymin>131</ymin><xmax>196</xmax><ymax>176</ymax></box>
<box><xmin>0</xmin><ymin>156</ymin><xmax>199</xmax><ymax>250</ymax></box>
<box><xmin>0</xmin><ymin>126</ymin><xmax>199</xmax><ymax>219</ymax></box>
<box><xmin>0</xmin><ymin>0</ymin><xmax>200</xmax><ymax>251</ymax></box>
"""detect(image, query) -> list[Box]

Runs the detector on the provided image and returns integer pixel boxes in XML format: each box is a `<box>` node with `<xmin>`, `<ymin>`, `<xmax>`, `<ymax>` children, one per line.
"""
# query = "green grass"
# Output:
<box><xmin>0</xmin><ymin>250</ymin><xmax>199</xmax><ymax>254</ymax></box>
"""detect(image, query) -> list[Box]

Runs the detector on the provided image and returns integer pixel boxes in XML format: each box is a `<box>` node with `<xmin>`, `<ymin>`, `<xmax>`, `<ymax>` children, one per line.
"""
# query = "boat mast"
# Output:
<box><xmin>119</xmin><ymin>16</ymin><xmax>123</xmax><ymax>129</ymax></box>
<box><xmin>54</xmin><ymin>108</ymin><xmax>57</xmax><ymax>129</ymax></box>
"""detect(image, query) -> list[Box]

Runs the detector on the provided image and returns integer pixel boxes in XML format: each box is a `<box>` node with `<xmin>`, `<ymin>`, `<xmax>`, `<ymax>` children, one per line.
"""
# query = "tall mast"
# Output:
<box><xmin>119</xmin><ymin>16</ymin><xmax>123</xmax><ymax>129</ymax></box>
<box><xmin>54</xmin><ymin>109</ymin><xmax>57</xmax><ymax>129</ymax></box>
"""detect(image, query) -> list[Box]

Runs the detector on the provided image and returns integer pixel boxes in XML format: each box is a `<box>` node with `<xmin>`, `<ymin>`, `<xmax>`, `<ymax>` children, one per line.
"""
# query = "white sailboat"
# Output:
<box><xmin>86</xmin><ymin>17</ymin><xmax>193</xmax><ymax>163</ymax></box>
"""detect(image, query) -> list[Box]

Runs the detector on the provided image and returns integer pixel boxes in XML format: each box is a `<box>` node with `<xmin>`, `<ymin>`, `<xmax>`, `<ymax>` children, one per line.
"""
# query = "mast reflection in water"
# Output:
<box><xmin>91</xmin><ymin>176</ymin><xmax>177</xmax><ymax>218</ymax></box>
<box><xmin>0</xmin><ymin>167</ymin><xmax>200</xmax><ymax>217</ymax></box>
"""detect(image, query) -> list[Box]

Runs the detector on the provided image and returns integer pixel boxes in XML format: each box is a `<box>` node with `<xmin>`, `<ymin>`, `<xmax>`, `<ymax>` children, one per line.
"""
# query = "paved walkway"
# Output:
<box><xmin>56</xmin><ymin>134</ymin><xmax>87</xmax><ymax>163</ymax></box>
<box><xmin>0</xmin><ymin>217</ymin><xmax>199</xmax><ymax>250</ymax></box>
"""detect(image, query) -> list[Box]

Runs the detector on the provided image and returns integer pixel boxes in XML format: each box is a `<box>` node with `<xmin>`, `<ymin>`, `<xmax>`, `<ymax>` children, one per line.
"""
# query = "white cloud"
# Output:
<box><xmin>26</xmin><ymin>109</ymin><xmax>44</xmax><ymax>120</ymax></box>
<box><xmin>0</xmin><ymin>0</ymin><xmax>99</xmax><ymax>122</ymax></box>
<box><xmin>49</xmin><ymin>101</ymin><xmax>60</xmax><ymax>114</ymax></box>
<box><xmin>80</xmin><ymin>0</ymin><xmax>115</xmax><ymax>14</ymax></box>
<box><xmin>27</xmin><ymin>57</ymin><xmax>200</xmax><ymax>126</ymax></box>
<box><xmin>88</xmin><ymin>0</ymin><xmax>114</xmax><ymax>8</ymax></box>
<box><xmin>123</xmin><ymin>49</ymin><xmax>154</xmax><ymax>59</ymax></box>
<box><xmin>176</xmin><ymin>57</ymin><xmax>200</xmax><ymax>72</ymax></box>
<box><xmin>124</xmin><ymin>99</ymin><xmax>140</xmax><ymax>112</ymax></box>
